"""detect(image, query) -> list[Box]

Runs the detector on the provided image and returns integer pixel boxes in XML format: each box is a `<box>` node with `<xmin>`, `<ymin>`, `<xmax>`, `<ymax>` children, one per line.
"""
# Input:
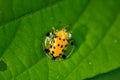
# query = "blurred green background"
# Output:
<box><xmin>0</xmin><ymin>0</ymin><xmax>120</xmax><ymax>80</ymax></box>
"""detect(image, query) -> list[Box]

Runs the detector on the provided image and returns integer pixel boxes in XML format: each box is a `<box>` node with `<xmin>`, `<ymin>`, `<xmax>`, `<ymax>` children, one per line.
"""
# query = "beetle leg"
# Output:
<box><xmin>44</xmin><ymin>49</ymin><xmax>50</xmax><ymax>53</ymax></box>
<box><xmin>46</xmin><ymin>32</ymin><xmax>50</xmax><ymax>37</ymax></box>
<box><xmin>62</xmin><ymin>54</ymin><xmax>66</xmax><ymax>59</ymax></box>
<box><xmin>69</xmin><ymin>39</ymin><xmax>75</xmax><ymax>45</ymax></box>
<box><xmin>52</xmin><ymin>56</ymin><xmax>56</xmax><ymax>60</ymax></box>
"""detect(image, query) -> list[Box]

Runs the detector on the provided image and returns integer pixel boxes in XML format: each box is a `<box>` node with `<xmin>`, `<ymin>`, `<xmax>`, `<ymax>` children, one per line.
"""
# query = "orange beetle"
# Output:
<box><xmin>44</xmin><ymin>27</ymin><xmax>74</xmax><ymax>61</ymax></box>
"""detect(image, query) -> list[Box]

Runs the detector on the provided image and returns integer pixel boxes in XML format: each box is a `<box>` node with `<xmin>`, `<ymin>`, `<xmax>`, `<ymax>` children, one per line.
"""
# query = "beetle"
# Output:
<box><xmin>43</xmin><ymin>27</ymin><xmax>74</xmax><ymax>61</ymax></box>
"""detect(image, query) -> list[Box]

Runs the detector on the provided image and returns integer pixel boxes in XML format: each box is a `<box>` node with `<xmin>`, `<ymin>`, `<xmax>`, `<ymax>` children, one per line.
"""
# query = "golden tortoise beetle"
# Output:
<box><xmin>43</xmin><ymin>27</ymin><xmax>74</xmax><ymax>61</ymax></box>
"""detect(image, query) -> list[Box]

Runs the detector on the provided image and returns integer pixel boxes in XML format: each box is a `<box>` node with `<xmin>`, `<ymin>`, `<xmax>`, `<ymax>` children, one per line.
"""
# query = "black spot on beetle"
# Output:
<box><xmin>59</xmin><ymin>53</ymin><xmax>62</xmax><ymax>56</ymax></box>
<box><xmin>62</xmin><ymin>49</ymin><xmax>66</xmax><ymax>52</ymax></box>
<box><xmin>53</xmin><ymin>46</ymin><xmax>55</xmax><ymax>49</ymax></box>
<box><xmin>63</xmin><ymin>39</ymin><xmax>65</xmax><ymax>41</ymax></box>
<box><xmin>50</xmin><ymin>45</ymin><xmax>52</xmax><ymax>48</ymax></box>
<box><xmin>61</xmin><ymin>45</ymin><xmax>63</xmax><ymax>48</ymax></box>
<box><xmin>45</xmin><ymin>49</ymin><xmax>50</xmax><ymax>53</ymax></box>
<box><xmin>62</xmin><ymin>49</ymin><xmax>64</xmax><ymax>52</ymax></box>
<box><xmin>67</xmin><ymin>39</ymin><xmax>69</xmax><ymax>42</ymax></box>
<box><xmin>59</xmin><ymin>38</ymin><xmax>61</xmax><ymax>40</ymax></box>
<box><xmin>52</xmin><ymin>51</ymin><xmax>54</xmax><ymax>54</ymax></box>
<box><xmin>51</xmin><ymin>53</ymin><xmax>53</xmax><ymax>56</ymax></box>
<box><xmin>53</xmin><ymin>40</ymin><xmax>55</xmax><ymax>43</ymax></box>
<box><xmin>58</xmin><ymin>44</ymin><xmax>60</xmax><ymax>46</ymax></box>
<box><xmin>55</xmin><ymin>35</ymin><xmax>58</xmax><ymax>38</ymax></box>
<box><xmin>65</xmin><ymin>44</ymin><xmax>67</xmax><ymax>47</ymax></box>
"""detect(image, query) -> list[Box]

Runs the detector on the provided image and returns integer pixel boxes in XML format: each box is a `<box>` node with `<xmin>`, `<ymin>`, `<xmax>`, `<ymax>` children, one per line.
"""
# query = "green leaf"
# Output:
<box><xmin>0</xmin><ymin>0</ymin><xmax>120</xmax><ymax>80</ymax></box>
<box><xmin>85</xmin><ymin>68</ymin><xmax>120</xmax><ymax>80</ymax></box>
<box><xmin>0</xmin><ymin>0</ymin><xmax>60</xmax><ymax>26</ymax></box>
<box><xmin>0</xmin><ymin>0</ymin><xmax>61</xmax><ymax>57</ymax></box>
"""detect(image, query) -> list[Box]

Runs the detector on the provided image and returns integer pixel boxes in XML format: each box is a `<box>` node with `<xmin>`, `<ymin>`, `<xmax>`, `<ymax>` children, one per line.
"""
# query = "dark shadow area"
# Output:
<box><xmin>85</xmin><ymin>67</ymin><xmax>120</xmax><ymax>80</ymax></box>
<box><xmin>0</xmin><ymin>60</ymin><xmax>7</xmax><ymax>72</ymax></box>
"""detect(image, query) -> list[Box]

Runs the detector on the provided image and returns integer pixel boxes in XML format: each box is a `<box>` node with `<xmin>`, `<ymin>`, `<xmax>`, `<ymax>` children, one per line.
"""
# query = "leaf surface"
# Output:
<box><xmin>0</xmin><ymin>0</ymin><xmax>120</xmax><ymax>80</ymax></box>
